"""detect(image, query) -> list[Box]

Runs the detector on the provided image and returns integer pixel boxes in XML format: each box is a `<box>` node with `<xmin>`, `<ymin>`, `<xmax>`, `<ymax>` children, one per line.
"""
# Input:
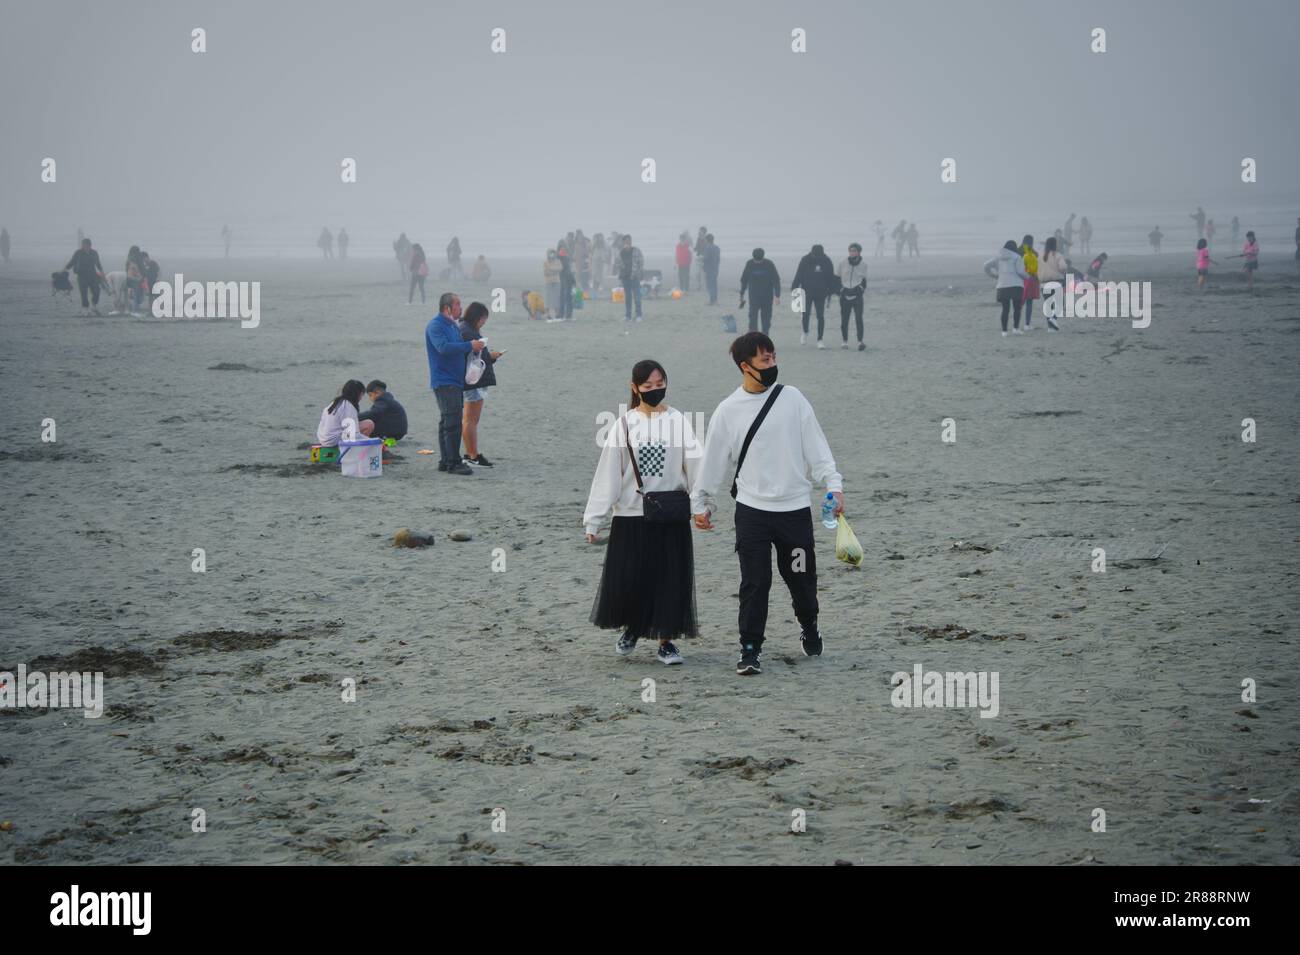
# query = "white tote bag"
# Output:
<box><xmin>464</xmin><ymin>337</ymin><xmax>487</xmax><ymax>386</ymax></box>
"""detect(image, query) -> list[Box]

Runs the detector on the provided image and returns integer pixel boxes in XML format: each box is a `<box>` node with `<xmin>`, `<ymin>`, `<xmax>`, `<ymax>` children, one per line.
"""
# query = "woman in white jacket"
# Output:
<box><xmin>983</xmin><ymin>239</ymin><xmax>1030</xmax><ymax>337</ymax></box>
<box><xmin>584</xmin><ymin>360</ymin><xmax>700</xmax><ymax>664</ymax></box>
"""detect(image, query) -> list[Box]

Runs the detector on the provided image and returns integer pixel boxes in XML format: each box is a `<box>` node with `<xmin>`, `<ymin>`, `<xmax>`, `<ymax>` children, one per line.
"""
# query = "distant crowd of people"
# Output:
<box><xmin>54</xmin><ymin>237</ymin><xmax>161</xmax><ymax>317</ymax></box>
<box><xmin>316</xmin><ymin>227</ymin><xmax>350</xmax><ymax>259</ymax></box>
<box><xmin>391</xmin><ymin>233</ymin><xmax>492</xmax><ymax>304</ymax></box>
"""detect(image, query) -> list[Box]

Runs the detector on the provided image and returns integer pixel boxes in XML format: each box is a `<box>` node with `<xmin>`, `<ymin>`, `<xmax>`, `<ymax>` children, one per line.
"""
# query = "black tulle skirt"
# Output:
<box><xmin>590</xmin><ymin>516</ymin><xmax>698</xmax><ymax>640</ymax></box>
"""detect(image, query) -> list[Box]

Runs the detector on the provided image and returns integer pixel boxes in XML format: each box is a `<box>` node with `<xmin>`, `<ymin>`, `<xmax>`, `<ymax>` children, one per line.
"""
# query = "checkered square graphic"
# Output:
<box><xmin>636</xmin><ymin>443</ymin><xmax>666</xmax><ymax>478</ymax></box>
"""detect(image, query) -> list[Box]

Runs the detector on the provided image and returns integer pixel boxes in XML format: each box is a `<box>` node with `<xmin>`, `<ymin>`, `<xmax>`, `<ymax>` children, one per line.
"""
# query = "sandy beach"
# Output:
<box><xmin>1</xmin><ymin>249</ymin><xmax>1297</xmax><ymax>865</ymax></box>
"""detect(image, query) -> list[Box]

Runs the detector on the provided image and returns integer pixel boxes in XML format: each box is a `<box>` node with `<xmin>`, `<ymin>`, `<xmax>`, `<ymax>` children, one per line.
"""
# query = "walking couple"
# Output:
<box><xmin>583</xmin><ymin>332</ymin><xmax>844</xmax><ymax>675</ymax></box>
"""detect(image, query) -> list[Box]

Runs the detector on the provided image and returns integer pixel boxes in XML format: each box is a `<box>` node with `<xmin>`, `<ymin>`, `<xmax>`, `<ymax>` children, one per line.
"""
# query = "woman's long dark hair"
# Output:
<box><xmin>463</xmin><ymin>301</ymin><xmax>489</xmax><ymax>329</ymax></box>
<box><xmin>1044</xmin><ymin>236</ymin><xmax>1058</xmax><ymax>255</ymax></box>
<box><xmin>629</xmin><ymin>359</ymin><xmax>666</xmax><ymax>409</ymax></box>
<box><xmin>327</xmin><ymin>379</ymin><xmax>366</xmax><ymax>415</ymax></box>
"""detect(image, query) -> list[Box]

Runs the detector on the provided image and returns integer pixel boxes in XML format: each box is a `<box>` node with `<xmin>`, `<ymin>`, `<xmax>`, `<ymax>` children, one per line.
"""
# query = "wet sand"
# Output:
<box><xmin>1</xmin><ymin>250</ymin><xmax>1297</xmax><ymax>864</ymax></box>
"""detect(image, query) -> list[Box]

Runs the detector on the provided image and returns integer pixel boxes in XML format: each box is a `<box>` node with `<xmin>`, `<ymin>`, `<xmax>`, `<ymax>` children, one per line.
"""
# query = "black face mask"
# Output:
<box><xmin>747</xmin><ymin>365</ymin><xmax>778</xmax><ymax>388</ymax></box>
<box><xmin>639</xmin><ymin>387</ymin><xmax>666</xmax><ymax>407</ymax></box>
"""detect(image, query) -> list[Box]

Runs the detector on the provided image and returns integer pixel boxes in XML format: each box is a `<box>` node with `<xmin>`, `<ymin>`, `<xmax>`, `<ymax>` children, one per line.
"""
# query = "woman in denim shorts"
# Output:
<box><xmin>458</xmin><ymin>301</ymin><xmax>502</xmax><ymax>467</ymax></box>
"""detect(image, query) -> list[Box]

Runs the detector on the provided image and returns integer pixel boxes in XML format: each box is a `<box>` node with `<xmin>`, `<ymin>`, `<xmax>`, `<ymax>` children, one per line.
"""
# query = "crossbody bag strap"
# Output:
<box><xmin>730</xmin><ymin>384</ymin><xmax>783</xmax><ymax>499</ymax></box>
<box><xmin>623</xmin><ymin>417</ymin><xmax>644</xmax><ymax>494</ymax></box>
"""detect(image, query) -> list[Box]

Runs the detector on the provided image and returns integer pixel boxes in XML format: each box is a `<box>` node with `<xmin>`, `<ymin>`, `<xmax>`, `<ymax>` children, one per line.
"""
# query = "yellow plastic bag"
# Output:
<box><xmin>835</xmin><ymin>514</ymin><xmax>863</xmax><ymax>567</ymax></box>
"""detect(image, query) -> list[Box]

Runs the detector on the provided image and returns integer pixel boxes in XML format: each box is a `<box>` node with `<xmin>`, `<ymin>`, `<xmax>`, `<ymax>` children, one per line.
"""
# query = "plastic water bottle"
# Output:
<box><xmin>821</xmin><ymin>493</ymin><xmax>837</xmax><ymax>529</ymax></box>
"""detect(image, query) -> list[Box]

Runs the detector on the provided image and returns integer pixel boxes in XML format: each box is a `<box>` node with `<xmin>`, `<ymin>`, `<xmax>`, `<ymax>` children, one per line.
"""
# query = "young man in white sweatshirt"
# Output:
<box><xmin>691</xmin><ymin>332</ymin><xmax>844</xmax><ymax>675</ymax></box>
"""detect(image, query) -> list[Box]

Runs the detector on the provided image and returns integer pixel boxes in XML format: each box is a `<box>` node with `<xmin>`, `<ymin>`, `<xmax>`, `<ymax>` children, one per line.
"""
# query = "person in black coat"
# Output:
<box><xmin>738</xmin><ymin>248</ymin><xmax>781</xmax><ymax>334</ymax></box>
<box><xmin>358</xmin><ymin>381</ymin><xmax>408</xmax><ymax>441</ymax></box>
<box><xmin>64</xmin><ymin>238</ymin><xmax>105</xmax><ymax>315</ymax></box>
<box><xmin>792</xmin><ymin>243</ymin><xmax>835</xmax><ymax>347</ymax></box>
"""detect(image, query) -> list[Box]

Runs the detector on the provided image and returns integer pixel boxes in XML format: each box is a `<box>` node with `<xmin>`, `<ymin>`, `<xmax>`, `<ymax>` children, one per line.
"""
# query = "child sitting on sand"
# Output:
<box><xmin>1085</xmin><ymin>253</ymin><xmax>1108</xmax><ymax>281</ymax></box>
<box><xmin>317</xmin><ymin>379</ymin><xmax>375</xmax><ymax>446</ymax></box>
<box><xmin>1195</xmin><ymin>239</ymin><xmax>1217</xmax><ymax>290</ymax></box>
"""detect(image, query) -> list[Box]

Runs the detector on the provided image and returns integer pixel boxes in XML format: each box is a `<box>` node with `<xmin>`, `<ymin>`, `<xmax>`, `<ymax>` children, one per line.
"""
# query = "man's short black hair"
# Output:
<box><xmin>730</xmin><ymin>331</ymin><xmax>775</xmax><ymax>368</ymax></box>
<box><xmin>438</xmin><ymin>292</ymin><xmax>457</xmax><ymax>312</ymax></box>
<box><xmin>366</xmin><ymin>380</ymin><xmax>386</xmax><ymax>393</ymax></box>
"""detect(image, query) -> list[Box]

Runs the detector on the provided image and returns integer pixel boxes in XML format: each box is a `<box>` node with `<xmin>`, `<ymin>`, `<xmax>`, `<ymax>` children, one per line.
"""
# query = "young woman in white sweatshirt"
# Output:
<box><xmin>316</xmin><ymin>379</ymin><xmax>375</xmax><ymax>446</ymax></box>
<box><xmin>584</xmin><ymin>360</ymin><xmax>701</xmax><ymax>665</ymax></box>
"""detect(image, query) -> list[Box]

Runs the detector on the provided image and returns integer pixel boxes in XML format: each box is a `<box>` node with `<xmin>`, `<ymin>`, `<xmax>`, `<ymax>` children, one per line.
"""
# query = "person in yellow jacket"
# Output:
<box><xmin>521</xmin><ymin>289</ymin><xmax>546</xmax><ymax>320</ymax></box>
<box><xmin>1020</xmin><ymin>234</ymin><xmax>1040</xmax><ymax>330</ymax></box>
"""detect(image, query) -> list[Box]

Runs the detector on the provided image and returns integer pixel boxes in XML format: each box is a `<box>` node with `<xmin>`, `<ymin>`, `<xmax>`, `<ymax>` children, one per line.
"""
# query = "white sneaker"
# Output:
<box><xmin>800</xmin><ymin>333</ymin><xmax>807</xmax><ymax>345</ymax></box>
<box><xmin>816</xmin><ymin>339</ymin><xmax>826</xmax><ymax>349</ymax></box>
<box><xmin>1001</xmin><ymin>331</ymin><xmax>1008</xmax><ymax>338</ymax></box>
<box><xmin>1013</xmin><ymin>328</ymin><xmax>1023</xmax><ymax>335</ymax></box>
<box><xmin>841</xmin><ymin>342</ymin><xmax>849</xmax><ymax>349</ymax></box>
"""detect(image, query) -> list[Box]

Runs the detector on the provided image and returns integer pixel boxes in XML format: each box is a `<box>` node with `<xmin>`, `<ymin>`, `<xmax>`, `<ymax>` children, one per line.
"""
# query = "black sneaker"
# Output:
<box><xmin>616</xmin><ymin>630</ymin><xmax>638</xmax><ymax>655</ymax></box>
<box><xmin>657</xmin><ymin>642</ymin><xmax>684</xmax><ymax>665</ymax></box>
<box><xmin>447</xmin><ymin>462</ymin><xmax>474</xmax><ymax>475</ymax></box>
<box><xmin>437</xmin><ymin>462</ymin><xmax>448</xmax><ymax>472</ymax></box>
<box><xmin>800</xmin><ymin>627</ymin><xmax>823</xmax><ymax>657</ymax></box>
<box><xmin>736</xmin><ymin>644</ymin><xmax>762</xmax><ymax>676</ymax></box>
<box><xmin>464</xmin><ymin>454</ymin><xmax>494</xmax><ymax>468</ymax></box>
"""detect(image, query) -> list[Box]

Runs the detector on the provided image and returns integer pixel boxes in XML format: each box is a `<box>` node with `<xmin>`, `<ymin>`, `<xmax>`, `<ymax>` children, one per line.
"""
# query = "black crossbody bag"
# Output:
<box><xmin>731</xmin><ymin>384</ymin><xmax>783</xmax><ymax>498</ymax></box>
<box><xmin>624</xmin><ymin>418</ymin><xmax>691</xmax><ymax>524</ymax></box>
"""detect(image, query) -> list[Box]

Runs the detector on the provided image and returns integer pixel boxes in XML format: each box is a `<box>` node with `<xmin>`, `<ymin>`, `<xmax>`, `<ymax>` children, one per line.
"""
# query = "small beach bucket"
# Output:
<box><xmin>612</xmin><ymin>287</ymin><xmax>625</xmax><ymax>303</ymax></box>
<box><xmin>339</xmin><ymin>437</ymin><xmax>383</xmax><ymax>478</ymax></box>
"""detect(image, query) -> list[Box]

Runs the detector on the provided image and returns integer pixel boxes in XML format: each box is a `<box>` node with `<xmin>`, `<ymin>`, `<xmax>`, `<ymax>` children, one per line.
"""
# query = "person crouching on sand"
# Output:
<box><xmin>358</xmin><ymin>380</ymin><xmax>408</xmax><ymax>442</ymax></box>
<box><xmin>317</xmin><ymin>380</ymin><xmax>374</xmax><ymax>446</ymax></box>
<box><xmin>584</xmin><ymin>360</ymin><xmax>701</xmax><ymax>665</ymax></box>
<box><xmin>691</xmin><ymin>333</ymin><xmax>843</xmax><ymax>676</ymax></box>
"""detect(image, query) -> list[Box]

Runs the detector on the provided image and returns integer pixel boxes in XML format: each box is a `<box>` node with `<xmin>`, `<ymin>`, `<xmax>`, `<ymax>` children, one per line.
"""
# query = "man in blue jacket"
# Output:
<box><xmin>425</xmin><ymin>292</ymin><xmax>484</xmax><ymax>475</ymax></box>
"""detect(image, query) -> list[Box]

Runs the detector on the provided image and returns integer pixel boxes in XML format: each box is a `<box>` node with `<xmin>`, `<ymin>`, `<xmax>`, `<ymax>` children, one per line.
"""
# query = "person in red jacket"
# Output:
<box><xmin>674</xmin><ymin>232</ymin><xmax>693</xmax><ymax>294</ymax></box>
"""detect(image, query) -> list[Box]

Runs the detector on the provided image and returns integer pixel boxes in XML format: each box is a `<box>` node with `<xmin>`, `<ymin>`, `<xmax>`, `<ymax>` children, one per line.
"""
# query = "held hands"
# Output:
<box><xmin>585</xmin><ymin>533</ymin><xmax>599</xmax><ymax>543</ymax></box>
<box><xmin>693</xmin><ymin>512</ymin><xmax>714</xmax><ymax>530</ymax></box>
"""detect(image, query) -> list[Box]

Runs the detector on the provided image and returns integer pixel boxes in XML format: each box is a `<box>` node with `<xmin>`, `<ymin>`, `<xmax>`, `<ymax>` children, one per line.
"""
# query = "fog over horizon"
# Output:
<box><xmin>2</xmin><ymin>0</ymin><xmax>1298</xmax><ymax>257</ymax></box>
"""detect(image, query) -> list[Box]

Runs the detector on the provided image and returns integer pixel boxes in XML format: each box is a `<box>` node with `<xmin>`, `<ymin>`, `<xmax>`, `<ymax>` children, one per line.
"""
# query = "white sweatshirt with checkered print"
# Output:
<box><xmin>583</xmin><ymin>407</ymin><xmax>701</xmax><ymax>536</ymax></box>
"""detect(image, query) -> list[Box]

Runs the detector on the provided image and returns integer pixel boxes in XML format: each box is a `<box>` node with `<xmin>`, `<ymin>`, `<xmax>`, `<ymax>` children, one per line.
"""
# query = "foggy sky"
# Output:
<box><xmin>2</xmin><ymin>0</ymin><xmax>1297</xmax><ymax>245</ymax></box>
